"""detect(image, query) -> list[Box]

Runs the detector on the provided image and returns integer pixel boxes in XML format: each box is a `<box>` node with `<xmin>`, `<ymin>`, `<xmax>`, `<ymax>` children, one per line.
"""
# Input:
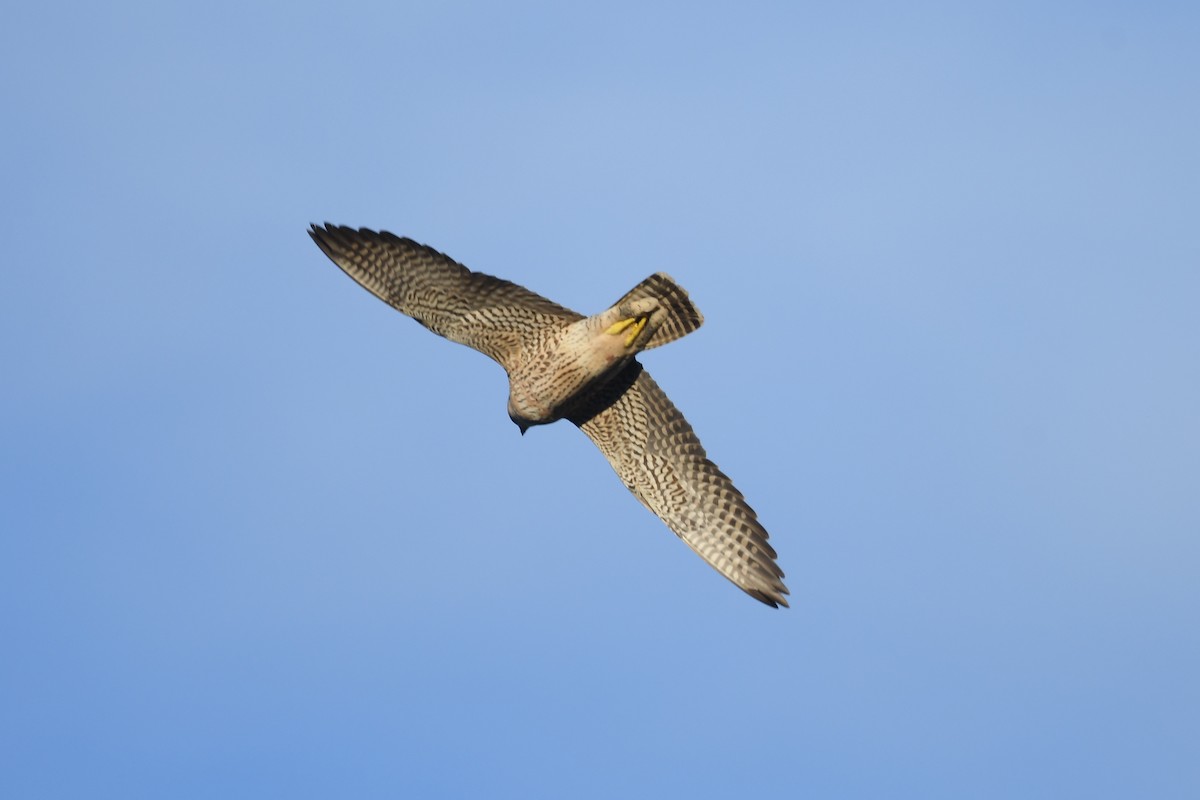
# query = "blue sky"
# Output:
<box><xmin>2</xmin><ymin>1</ymin><xmax>1198</xmax><ymax>797</ymax></box>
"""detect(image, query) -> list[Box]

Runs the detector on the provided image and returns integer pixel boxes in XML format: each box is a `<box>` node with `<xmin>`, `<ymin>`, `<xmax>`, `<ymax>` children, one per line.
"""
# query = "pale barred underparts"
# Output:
<box><xmin>310</xmin><ymin>224</ymin><xmax>788</xmax><ymax>607</ymax></box>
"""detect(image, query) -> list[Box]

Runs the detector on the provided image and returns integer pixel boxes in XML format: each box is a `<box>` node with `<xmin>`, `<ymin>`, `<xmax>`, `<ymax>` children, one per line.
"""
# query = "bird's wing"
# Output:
<box><xmin>568</xmin><ymin>363</ymin><xmax>789</xmax><ymax>607</ymax></box>
<box><xmin>309</xmin><ymin>224</ymin><xmax>582</xmax><ymax>368</ymax></box>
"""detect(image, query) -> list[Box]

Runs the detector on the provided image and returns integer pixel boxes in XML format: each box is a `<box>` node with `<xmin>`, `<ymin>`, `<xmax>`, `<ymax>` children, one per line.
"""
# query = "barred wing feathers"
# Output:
<box><xmin>569</xmin><ymin>363</ymin><xmax>789</xmax><ymax>607</ymax></box>
<box><xmin>309</xmin><ymin>224</ymin><xmax>581</xmax><ymax>368</ymax></box>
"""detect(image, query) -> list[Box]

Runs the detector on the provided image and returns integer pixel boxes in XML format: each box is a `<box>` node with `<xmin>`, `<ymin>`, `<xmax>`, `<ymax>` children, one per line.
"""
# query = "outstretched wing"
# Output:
<box><xmin>568</xmin><ymin>363</ymin><xmax>789</xmax><ymax>607</ymax></box>
<box><xmin>309</xmin><ymin>224</ymin><xmax>581</xmax><ymax>368</ymax></box>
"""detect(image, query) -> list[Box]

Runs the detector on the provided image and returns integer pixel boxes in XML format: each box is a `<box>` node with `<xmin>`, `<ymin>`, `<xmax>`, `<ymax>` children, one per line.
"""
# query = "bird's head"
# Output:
<box><xmin>507</xmin><ymin>397</ymin><xmax>535</xmax><ymax>436</ymax></box>
<box><xmin>509</xmin><ymin>411</ymin><xmax>532</xmax><ymax>436</ymax></box>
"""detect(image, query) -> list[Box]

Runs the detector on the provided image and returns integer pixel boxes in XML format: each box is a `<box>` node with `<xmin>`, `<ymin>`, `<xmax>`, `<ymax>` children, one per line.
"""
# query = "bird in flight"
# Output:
<box><xmin>309</xmin><ymin>225</ymin><xmax>788</xmax><ymax>607</ymax></box>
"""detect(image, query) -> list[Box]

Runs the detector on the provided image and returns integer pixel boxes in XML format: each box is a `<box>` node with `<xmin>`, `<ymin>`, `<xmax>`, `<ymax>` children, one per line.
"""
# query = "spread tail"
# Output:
<box><xmin>614</xmin><ymin>273</ymin><xmax>704</xmax><ymax>351</ymax></box>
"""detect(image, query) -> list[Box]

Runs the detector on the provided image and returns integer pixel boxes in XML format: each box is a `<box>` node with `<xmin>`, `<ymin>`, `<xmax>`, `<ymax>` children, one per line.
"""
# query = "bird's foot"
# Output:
<box><xmin>605</xmin><ymin>316</ymin><xmax>649</xmax><ymax>348</ymax></box>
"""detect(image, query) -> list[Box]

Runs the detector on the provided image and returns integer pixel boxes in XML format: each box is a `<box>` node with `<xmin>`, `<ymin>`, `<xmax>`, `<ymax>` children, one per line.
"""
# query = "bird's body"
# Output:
<box><xmin>309</xmin><ymin>224</ymin><xmax>789</xmax><ymax>607</ymax></box>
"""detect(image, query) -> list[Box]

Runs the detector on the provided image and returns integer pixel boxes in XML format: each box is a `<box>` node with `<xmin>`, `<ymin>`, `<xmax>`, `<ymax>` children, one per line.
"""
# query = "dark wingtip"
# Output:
<box><xmin>747</xmin><ymin>584</ymin><xmax>790</xmax><ymax>609</ymax></box>
<box><xmin>308</xmin><ymin>223</ymin><xmax>370</xmax><ymax>262</ymax></box>
<box><xmin>308</xmin><ymin>222</ymin><xmax>339</xmax><ymax>261</ymax></box>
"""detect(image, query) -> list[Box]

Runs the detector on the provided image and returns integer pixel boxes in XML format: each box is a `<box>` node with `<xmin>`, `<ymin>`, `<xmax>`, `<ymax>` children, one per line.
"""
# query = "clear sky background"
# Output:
<box><xmin>2</xmin><ymin>2</ymin><xmax>1197</xmax><ymax>797</ymax></box>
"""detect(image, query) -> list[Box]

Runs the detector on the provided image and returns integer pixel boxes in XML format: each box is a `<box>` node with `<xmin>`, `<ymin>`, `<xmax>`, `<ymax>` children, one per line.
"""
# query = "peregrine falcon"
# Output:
<box><xmin>309</xmin><ymin>224</ymin><xmax>789</xmax><ymax>607</ymax></box>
